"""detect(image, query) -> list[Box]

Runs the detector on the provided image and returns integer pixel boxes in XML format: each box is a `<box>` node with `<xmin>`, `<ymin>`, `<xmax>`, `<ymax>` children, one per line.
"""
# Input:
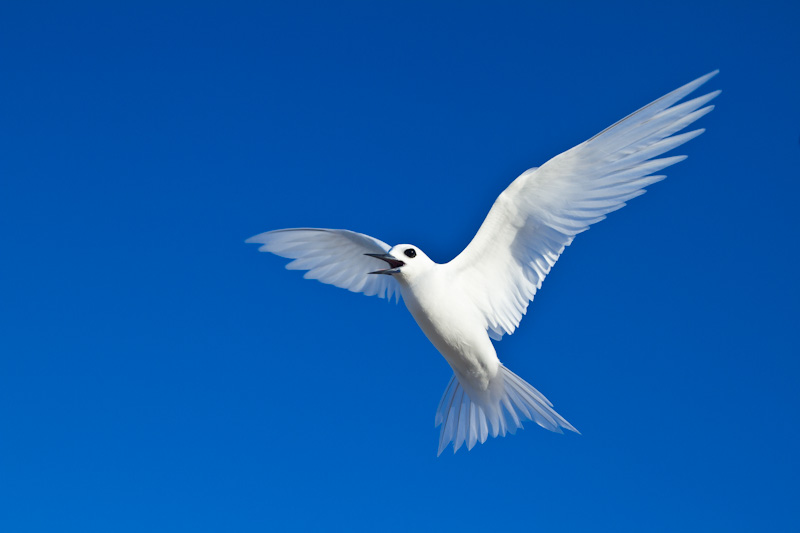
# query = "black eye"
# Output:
<box><xmin>404</xmin><ymin>248</ymin><xmax>417</xmax><ymax>258</ymax></box>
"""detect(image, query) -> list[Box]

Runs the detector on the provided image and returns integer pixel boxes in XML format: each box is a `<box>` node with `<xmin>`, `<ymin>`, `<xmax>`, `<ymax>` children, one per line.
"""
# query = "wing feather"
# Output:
<box><xmin>447</xmin><ymin>71</ymin><xmax>719</xmax><ymax>339</ymax></box>
<box><xmin>246</xmin><ymin>228</ymin><xmax>400</xmax><ymax>301</ymax></box>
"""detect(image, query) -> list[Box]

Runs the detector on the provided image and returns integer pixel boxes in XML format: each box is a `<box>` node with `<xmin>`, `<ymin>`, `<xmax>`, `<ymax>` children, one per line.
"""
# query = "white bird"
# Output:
<box><xmin>247</xmin><ymin>71</ymin><xmax>719</xmax><ymax>455</ymax></box>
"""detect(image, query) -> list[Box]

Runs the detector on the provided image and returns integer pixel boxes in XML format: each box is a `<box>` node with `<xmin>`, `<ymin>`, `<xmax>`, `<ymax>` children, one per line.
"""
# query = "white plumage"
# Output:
<box><xmin>247</xmin><ymin>71</ymin><xmax>719</xmax><ymax>455</ymax></box>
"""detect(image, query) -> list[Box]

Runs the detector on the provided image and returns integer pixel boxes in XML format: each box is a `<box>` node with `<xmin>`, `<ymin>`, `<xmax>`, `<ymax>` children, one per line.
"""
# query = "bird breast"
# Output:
<box><xmin>400</xmin><ymin>273</ymin><xmax>499</xmax><ymax>390</ymax></box>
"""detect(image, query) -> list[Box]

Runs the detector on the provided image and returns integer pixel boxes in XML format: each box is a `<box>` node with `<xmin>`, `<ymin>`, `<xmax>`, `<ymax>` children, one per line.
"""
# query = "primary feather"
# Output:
<box><xmin>246</xmin><ymin>228</ymin><xmax>400</xmax><ymax>301</ymax></box>
<box><xmin>447</xmin><ymin>71</ymin><xmax>719</xmax><ymax>340</ymax></box>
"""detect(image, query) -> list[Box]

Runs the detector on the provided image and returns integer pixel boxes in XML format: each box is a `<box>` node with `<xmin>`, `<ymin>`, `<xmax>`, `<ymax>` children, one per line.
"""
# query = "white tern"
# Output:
<box><xmin>247</xmin><ymin>71</ymin><xmax>719</xmax><ymax>455</ymax></box>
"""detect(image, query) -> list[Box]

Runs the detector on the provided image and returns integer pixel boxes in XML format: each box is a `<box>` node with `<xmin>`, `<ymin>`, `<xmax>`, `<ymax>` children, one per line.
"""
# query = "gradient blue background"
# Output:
<box><xmin>2</xmin><ymin>1</ymin><xmax>799</xmax><ymax>531</ymax></box>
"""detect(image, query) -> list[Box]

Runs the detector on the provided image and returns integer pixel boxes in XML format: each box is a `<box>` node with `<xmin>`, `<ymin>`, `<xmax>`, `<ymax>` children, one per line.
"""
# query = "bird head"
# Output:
<box><xmin>365</xmin><ymin>244</ymin><xmax>434</xmax><ymax>279</ymax></box>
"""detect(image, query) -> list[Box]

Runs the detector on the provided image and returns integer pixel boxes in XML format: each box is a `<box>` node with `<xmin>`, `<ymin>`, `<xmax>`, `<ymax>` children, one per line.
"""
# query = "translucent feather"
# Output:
<box><xmin>246</xmin><ymin>228</ymin><xmax>401</xmax><ymax>301</ymax></box>
<box><xmin>447</xmin><ymin>71</ymin><xmax>719</xmax><ymax>339</ymax></box>
<box><xmin>435</xmin><ymin>366</ymin><xmax>578</xmax><ymax>455</ymax></box>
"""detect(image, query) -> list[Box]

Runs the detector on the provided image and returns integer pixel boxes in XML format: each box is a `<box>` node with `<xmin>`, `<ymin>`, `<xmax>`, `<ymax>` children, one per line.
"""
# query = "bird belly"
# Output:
<box><xmin>402</xmin><ymin>284</ymin><xmax>499</xmax><ymax>391</ymax></box>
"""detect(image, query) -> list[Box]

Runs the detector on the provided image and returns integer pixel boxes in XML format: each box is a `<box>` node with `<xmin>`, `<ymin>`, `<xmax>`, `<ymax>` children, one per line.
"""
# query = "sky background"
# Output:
<box><xmin>1</xmin><ymin>1</ymin><xmax>799</xmax><ymax>531</ymax></box>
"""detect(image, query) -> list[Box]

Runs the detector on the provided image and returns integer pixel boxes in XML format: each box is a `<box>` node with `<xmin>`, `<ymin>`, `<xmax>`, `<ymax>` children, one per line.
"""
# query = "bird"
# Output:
<box><xmin>247</xmin><ymin>71</ymin><xmax>719</xmax><ymax>455</ymax></box>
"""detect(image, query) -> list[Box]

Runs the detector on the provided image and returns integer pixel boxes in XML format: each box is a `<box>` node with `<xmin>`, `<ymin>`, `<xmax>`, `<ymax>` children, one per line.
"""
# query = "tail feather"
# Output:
<box><xmin>434</xmin><ymin>365</ymin><xmax>578</xmax><ymax>455</ymax></box>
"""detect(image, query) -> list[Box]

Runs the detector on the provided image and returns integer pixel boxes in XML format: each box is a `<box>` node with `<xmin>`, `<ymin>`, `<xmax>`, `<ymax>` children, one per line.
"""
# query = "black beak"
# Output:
<box><xmin>365</xmin><ymin>253</ymin><xmax>405</xmax><ymax>275</ymax></box>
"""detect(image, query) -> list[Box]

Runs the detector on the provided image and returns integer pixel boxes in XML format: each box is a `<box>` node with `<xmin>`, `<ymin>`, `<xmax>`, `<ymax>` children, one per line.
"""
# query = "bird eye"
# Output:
<box><xmin>404</xmin><ymin>248</ymin><xmax>417</xmax><ymax>258</ymax></box>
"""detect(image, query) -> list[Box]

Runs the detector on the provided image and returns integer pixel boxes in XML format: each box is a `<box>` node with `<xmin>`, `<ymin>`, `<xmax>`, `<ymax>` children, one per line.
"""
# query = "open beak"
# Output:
<box><xmin>365</xmin><ymin>253</ymin><xmax>405</xmax><ymax>275</ymax></box>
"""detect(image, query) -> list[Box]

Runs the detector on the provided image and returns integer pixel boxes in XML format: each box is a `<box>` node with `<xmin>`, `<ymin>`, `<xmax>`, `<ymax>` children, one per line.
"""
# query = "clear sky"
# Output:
<box><xmin>1</xmin><ymin>1</ymin><xmax>798</xmax><ymax>531</ymax></box>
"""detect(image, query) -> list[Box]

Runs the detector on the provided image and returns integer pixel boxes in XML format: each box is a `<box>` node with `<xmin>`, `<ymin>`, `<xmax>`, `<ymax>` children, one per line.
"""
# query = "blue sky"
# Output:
<box><xmin>1</xmin><ymin>1</ymin><xmax>798</xmax><ymax>531</ymax></box>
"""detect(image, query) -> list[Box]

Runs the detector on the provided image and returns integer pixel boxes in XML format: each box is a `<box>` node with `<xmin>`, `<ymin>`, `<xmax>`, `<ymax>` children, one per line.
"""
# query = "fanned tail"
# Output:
<box><xmin>434</xmin><ymin>365</ymin><xmax>578</xmax><ymax>455</ymax></box>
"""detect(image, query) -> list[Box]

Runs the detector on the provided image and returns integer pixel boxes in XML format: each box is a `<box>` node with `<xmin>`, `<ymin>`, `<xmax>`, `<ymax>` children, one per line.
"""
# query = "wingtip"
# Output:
<box><xmin>245</xmin><ymin>230</ymin><xmax>284</xmax><ymax>245</ymax></box>
<box><xmin>698</xmin><ymin>69</ymin><xmax>720</xmax><ymax>84</ymax></box>
<box><xmin>680</xmin><ymin>70</ymin><xmax>720</xmax><ymax>95</ymax></box>
<box><xmin>245</xmin><ymin>231</ymin><xmax>269</xmax><ymax>244</ymax></box>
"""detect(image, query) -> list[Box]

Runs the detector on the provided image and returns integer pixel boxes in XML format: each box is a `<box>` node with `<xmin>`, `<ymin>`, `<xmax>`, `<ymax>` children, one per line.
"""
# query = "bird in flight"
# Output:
<box><xmin>247</xmin><ymin>71</ymin><xmax>719</xmax><ymax>455</ymax></box>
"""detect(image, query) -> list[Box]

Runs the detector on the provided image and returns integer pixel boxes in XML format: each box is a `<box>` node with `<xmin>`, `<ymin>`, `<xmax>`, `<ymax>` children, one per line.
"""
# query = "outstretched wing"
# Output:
<box><xmin>447</xmin><ymin>71</ymin><xmax>720</xmax><ymax>340</ymax></box>
<box><xmin>247</xmin><ymin>228</ymin><xmax>400</xmax><ymax>301</ymax></box>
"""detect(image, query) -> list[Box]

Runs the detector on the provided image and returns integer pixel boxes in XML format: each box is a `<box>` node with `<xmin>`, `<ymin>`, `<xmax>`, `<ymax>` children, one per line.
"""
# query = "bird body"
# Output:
<box><xmin>248</xmin><ymin>71</ymin><xmax>719</xmax><ymax>454</ymax></box>
<box><xmin>395</xmin><ymin>253</ymin><xmax>576</xmax><ymax>454</ymax></box>
<box><xmin>396</xmin><ymin>254</ymin><xmax>497</xmax><ymax>387</ymax></box>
